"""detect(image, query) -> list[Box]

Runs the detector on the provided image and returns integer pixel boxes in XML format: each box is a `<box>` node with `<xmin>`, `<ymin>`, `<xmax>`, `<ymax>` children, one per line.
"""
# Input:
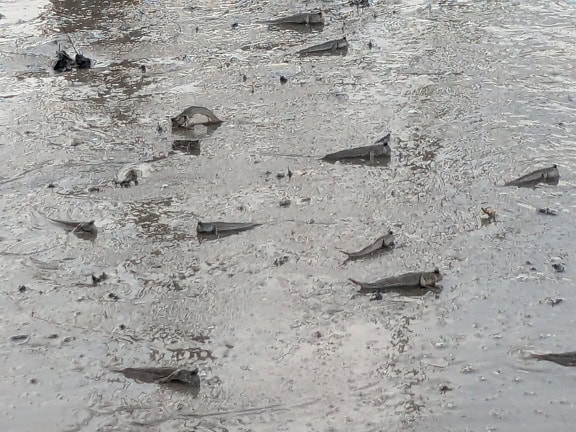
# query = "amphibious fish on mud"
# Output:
<box><xmin>323</xmin><ymin>135</ymin><xmax>391</xmax><ymax>164</ymax></box>
<box><xmin>341</xmin><ymin>230</ymin><xmax>395</xmax><ymax>263</ymax></box>
<box><xmin>528</xmin><ymin>351</ymin><xmax>576</xmax><ymax>367</ymax></box>
<box><xmin>47</xmin><ymin>218</ymin><xmax>98</xmax><ymax>241</ymax></box>
<box><xmin>258</xmin><ymin>11</ymin><xmax>324</xmax><ymax>26</ymax></box>
<box><xmin>171</xmin><ymin>106</ymin><xmax>223</xmax><ymax>128</ymax></box>
<box><xmin>253</xmin><ymin>135</ymin><xmax>392</xmax><ymax>166</ymax></box>
<box><xmin>197</xmin><ymin>221</ymin><xmax>261</xmax><ymax>236</ymax></box>
<box><xmin>298</xmin><ymin>37</ymin><xmax>348</xmax><ymax>56</ymax></box>
<box><xmin>504</xmin><ymin>164</ymin><xmax>559</xmax><ymax>188</ymax></box>
<box><xmin>113</xmin><ymin>367</ymin><xmax>200</xmax><ymax>387</ymax></box>
<box><xmin>349</xmin><ymin>269</ymin><xmax>443</xmax><ymax>292</ymax></box>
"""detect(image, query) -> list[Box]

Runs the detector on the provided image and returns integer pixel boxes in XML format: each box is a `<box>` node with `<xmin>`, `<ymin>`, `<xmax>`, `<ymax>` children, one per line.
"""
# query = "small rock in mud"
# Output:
<box><xmin>280</xmin><ymin>75</ymin><xmax>288</xmax><ymax>84</ymax></box>
<box><xmin>18</xmin><ymin>285</ymin><xmax>27</xmax><ymax>293</ymax></box>
<box><xmin>108</xmin><ymin>292</ymin><xmax>120</xmax><ymax>301</ymax></box>
<box><xmin>439</xmin><ymin>384</ymin><xmax>452</xmax><ymax>393</ymax></box>
<box><xmin>276</xmin><ymin>172</ymin><xmax>285</xmax><ymax>179</ymax></box>
<box><xmin>10</xmin><ymin>334</ymin><xmax>29</xmax><ymax>343</ymax></box>
<box><xmin>92</xmin><ymin>272</ymin><xmax>108</xmax><ymax>286</ymax></box>
<box><xmin>29</xmin><ymin>378</ymin><xmax>38</xmax><ymax>384</ymax></box>
<box><xmin>279</xmin><ymin>198</ymin><xmax>291</xmax><ymax>207</ymax></box>
<box><xmin>87</xmin><ymin>186</ymin><xmax>101</xmax><ymax>193</ymax></box>
<box><xmin>47</xmin><ymin>183</ymin><xmax>56</xmax><ymax>189</ymax></box>
<box><xmin>552</xmin><ymin>263</ymin><xmax>565</xmax><ymax>273</ymax></box>
<box><xmin>231</xmin><ymin>22</ymin><xmax>239</xmax><ymax>29</ymax></box>
<box><xmin>274</xmin><ymin>255</ymin><xmax>289</xmax><ymax>266</ymax></box>
<box><xmin>311</xmin><ymin>330</ymin><xmax>322</xmax><ymax>339</ymax></box>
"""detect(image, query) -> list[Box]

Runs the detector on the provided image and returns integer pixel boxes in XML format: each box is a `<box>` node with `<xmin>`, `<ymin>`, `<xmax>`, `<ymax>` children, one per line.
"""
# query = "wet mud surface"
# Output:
<box><xmin>1</xmin><ymin>0</ymin><xmax>576</xmax><ymax>431</ymax></box>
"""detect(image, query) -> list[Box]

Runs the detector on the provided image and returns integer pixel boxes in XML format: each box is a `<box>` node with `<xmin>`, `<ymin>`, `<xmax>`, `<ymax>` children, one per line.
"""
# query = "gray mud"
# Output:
<box><xmin>1</xmin><ymin>0</ymin><xmax>576</xmax><ymax>431</ymax></box>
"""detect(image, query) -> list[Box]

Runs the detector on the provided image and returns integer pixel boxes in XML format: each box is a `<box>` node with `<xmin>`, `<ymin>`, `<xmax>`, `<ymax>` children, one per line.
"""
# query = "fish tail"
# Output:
<box><xmin>348</xmin><ymin>278</ymin><xmax>362</xmax><ymax>286</ymax></box>
<box><xmin>528</xmin><ymin>353</ymin><xmax>546</xmax><ymax>361</ymax></box>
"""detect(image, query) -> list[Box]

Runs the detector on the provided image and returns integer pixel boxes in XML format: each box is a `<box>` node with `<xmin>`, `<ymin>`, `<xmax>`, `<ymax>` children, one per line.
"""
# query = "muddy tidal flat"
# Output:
<box><xmin>1</xmin><ymin>0</ymin><xmax>576</xmax><ymax>431</ymax></box>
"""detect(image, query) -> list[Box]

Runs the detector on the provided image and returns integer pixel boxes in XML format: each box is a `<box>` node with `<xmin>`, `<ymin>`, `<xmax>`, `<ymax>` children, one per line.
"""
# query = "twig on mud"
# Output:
<box><xmin>65</xmin><ymin>32</ymin><xmax>80</xmax><ymax>55</ymax></box>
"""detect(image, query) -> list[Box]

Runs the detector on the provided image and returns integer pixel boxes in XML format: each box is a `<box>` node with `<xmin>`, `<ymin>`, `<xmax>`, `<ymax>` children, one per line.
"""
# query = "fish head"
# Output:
<box><xmin>374</xmin><ymin>133</ymin><xmax>391</xmax><ymax>147</ymax></box>
<box><xmin>174</xmin><ymin>368</ymin><xmax>200</xmax><ymax>385</ymax></box>
<box><xmin>546</xmin><ymin>165</ymin><xmax>560</xmax><ymax>178</ymax></box>
<box><xmin>379</xmin><ymin>141</ymin><xmax>392</xmax><ymax>156</ymax></box>
<box><xmin>74</xmin><ymin>221</ymin><xmax>98</xmax><ymax>241</ymax></box>
<box><xmin>126</xmin><ymin>169</ymin><xmax>139</xmax><ymax>182</ymax></box>
<box><xmin>310</xmin><ymin>10</ymin><xmax>325</xmax><ymax>23</ymax></box>
<box><xmin>338</xmin><ymin>38</ymin><xmax>349</xmax><ymax>49</ymax></box>
<box><xmin>383</xmin><ymin>230</ymin><xmax>395</xmax><ymax>246</ymax></box>
<box><xmin>171</xmin><ymin>115</ymin><xmax>187</xmax><ymax>128</ymax></box>
<box><xmin>432</xmin><ymin>268</ymin><xmax>443</xmax><ymax>282</ymax></box>
<box><xmin>197</xmin><ymin>222</ymin><xmax>214</xmax><ymax>234</ymax></box>
<box><xmin>83</xmin><ymin>221</ymin><xmax>98</xmax><ymax>234</ymax></box>
<box><xmin>420</xmin><ymin>269</ymin><xmax>443</xmax><ymax>287</ymax></box>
